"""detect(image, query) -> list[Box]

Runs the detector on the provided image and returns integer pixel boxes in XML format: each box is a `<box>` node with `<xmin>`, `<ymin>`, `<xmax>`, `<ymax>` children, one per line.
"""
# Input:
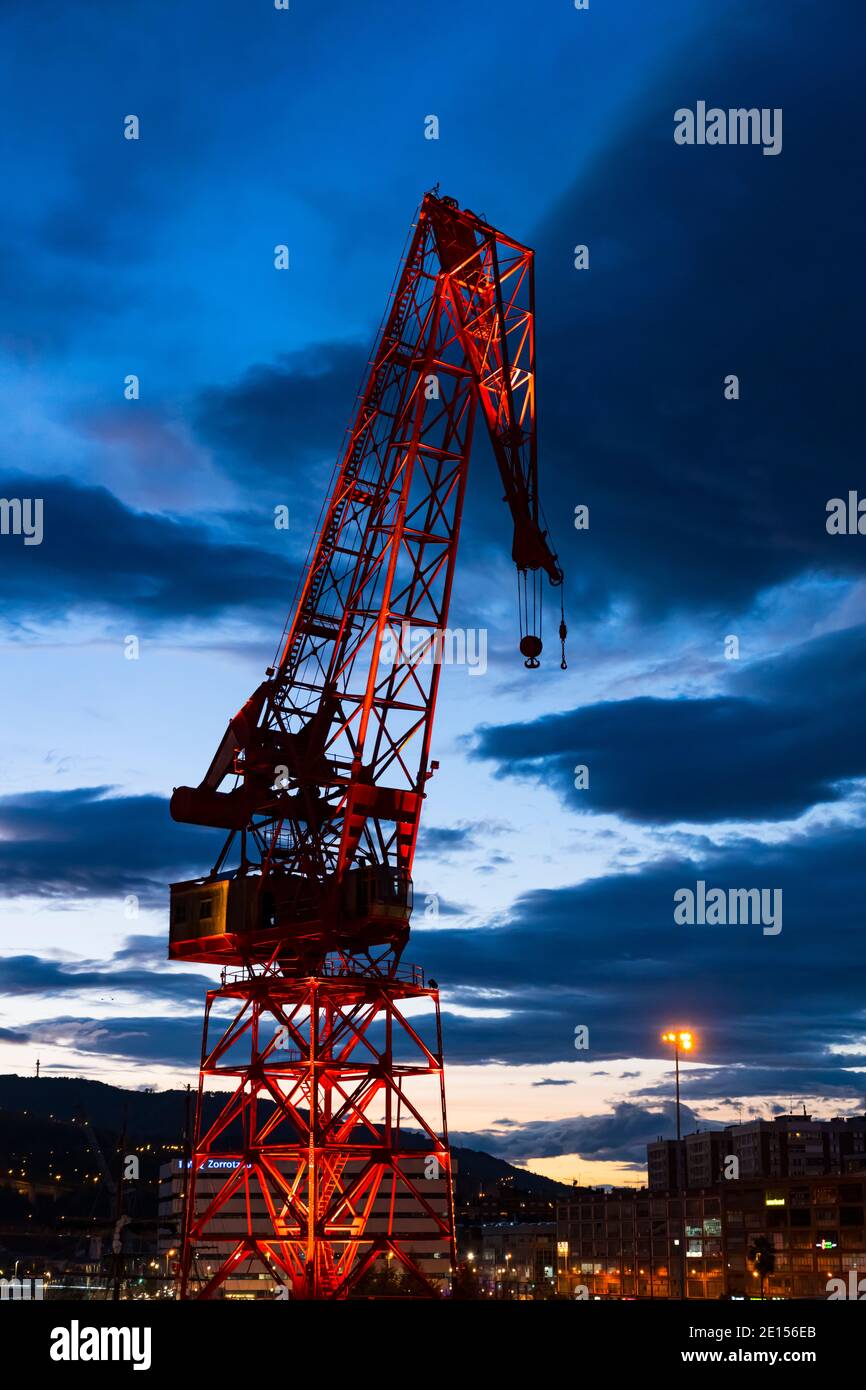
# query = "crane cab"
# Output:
<box><xmin>169</xmin><ymin>875</ymin><xmax>261</xmax><ymax>962</ymax></box>
<box><xmin>169</xmin><ymin>867</ymin><xmax>413</xmax><ymax>963</ymax></box>
<box><xmin>341</xmin><ymin>866</ymin><xmax>413</xmax><ymax>928</ymax></box>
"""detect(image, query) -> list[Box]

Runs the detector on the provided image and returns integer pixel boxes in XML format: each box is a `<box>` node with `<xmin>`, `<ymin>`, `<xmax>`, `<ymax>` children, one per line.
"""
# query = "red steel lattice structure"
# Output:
<box><xmin>169</xmin><ymin>192</ymin><xmax>564</xmax><ymax>1299</ymax></box>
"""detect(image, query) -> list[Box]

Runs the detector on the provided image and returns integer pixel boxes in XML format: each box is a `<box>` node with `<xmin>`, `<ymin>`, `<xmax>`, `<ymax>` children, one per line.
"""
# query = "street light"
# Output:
<box><xmin>661</xmin><ymin>1031</ymin><xmax>695</xmax><ymax>1141</ymax></box>
<box><xmin>661</xmin><ymin>1030</ymin><xmax>696</xmax><ymax>1303</ymax></box>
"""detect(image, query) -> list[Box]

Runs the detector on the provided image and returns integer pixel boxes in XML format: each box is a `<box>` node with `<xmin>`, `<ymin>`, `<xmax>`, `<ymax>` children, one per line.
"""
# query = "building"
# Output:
<box><xmin>459</xmin><ymin>1221</ymin><xmax>555</xmax><ymax>1299</ymax></box>
<box><xmin>647</xmin><ymin>1139</ymin><xmax>685</xmax><ymax>1193</ymax></box>
<box><xmin>647</xmin><ymin>1113</ymin><xmax>866</xmax><ymax>1192</ymax></box>
<box><xmin>556</xmin><ymin>1171</ymin><xmax>866</xmax><ymax>1299</ymax></box>
<box><xmin>159</xmin><ymin>1156</ymin><xmax>454</xmax><ymax>1298</ymax></box>
<box><xmin>457</xmin><ymin>1177</ymin><xmax>557</xmax><ymax>1226</ymax></box>
<box><xmin>557</xmin><ymin>1186</ymin><xmax>690</xmax><ymax>1299</ymax></box>
<box><xmin>684</xmin><ymin>1130</ymin><xmax>724</xmax><ymax>1188</ymax></box>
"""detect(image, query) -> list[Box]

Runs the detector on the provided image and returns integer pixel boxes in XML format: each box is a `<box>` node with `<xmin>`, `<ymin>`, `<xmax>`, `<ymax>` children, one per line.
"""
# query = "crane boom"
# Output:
<box><xmin>169</xmin><ymin>191</ymin><xmax>563</xmax><ymax>976</ymax></box>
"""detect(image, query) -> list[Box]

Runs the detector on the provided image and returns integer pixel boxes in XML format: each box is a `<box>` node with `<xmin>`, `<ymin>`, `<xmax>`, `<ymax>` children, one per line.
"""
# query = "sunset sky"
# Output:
<box><xmin>1</xmin><ymin>0</ymin><xmax>864</xmax><ymax>1186</ymax></box>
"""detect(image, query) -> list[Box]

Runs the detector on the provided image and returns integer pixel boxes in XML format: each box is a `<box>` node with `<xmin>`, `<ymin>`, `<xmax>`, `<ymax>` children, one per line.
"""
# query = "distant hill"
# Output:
<box><xmin>447</xmin><ymin>1145</ymin><xmax>571</xmax><ymax>1200</ymax></box>
<box><xmin>0</xmin><ymin>1073</ymin><xmax>572</xmax><ymax>1200</ymax></box>
<box><xmin>0</xmin><ymin>1073</ymin><xmax>198</xmax><ymax>1137</ymax></box>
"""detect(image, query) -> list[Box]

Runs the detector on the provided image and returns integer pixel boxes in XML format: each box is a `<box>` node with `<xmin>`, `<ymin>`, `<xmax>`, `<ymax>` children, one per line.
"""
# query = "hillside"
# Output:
<box><xmin>0</xmin><ymin>1073</ymin><xmax>573</xmax><ymax>1202</ymax></box>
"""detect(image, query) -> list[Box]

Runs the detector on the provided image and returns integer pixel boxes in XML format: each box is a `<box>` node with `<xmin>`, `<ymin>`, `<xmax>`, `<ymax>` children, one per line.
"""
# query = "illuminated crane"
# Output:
<box><xmin>169</xmin><ymin>191</ymin><xmax>564</xmax><ymax>1299</ymax></box>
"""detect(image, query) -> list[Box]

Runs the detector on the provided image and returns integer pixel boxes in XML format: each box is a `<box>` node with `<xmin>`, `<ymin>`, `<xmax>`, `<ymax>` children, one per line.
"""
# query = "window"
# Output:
<box><xmin>199</xmin><ymin>898</ymin><xmax>213</xmax><ymax>921</ymax></box>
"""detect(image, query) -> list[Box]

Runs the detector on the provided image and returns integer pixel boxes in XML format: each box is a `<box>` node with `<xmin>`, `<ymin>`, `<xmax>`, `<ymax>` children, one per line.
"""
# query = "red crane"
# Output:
<box><xmin>169</xmin><ymin>191</ymin><xmax>564</xmax><ymax>1300</ymax></box>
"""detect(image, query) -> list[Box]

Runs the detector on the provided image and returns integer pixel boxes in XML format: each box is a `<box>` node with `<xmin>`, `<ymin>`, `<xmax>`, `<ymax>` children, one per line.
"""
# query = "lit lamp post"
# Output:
<box><xmin>661</xmin><ymin>1030</ymin><xmax>694</xmax><ymax>1141</ymax></box>
<box><xmin>661</xmin><ymin>1030</ymin><xmax>695</xmax><ymax>1301</ymax></box>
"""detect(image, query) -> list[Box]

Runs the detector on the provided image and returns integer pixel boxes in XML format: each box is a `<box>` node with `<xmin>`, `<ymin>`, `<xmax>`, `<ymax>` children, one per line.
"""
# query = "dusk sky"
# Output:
<box><xmin>1</xmin><ymin>0</ymin><xmax>864</xmax><ymax>1185</ymax></box>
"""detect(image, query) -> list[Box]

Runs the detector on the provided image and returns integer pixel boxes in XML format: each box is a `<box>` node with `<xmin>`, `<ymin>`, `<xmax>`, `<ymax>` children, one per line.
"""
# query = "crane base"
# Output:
<box><xmin>179</xmin><ymin>965</ymin><xmax>456</xmax><ymax>1299</ymax></box>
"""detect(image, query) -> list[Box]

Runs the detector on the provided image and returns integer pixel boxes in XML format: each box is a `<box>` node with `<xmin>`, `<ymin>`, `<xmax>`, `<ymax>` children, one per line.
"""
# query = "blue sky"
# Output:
<box><xmin>1</xmin><ymin>0</ymin><xmax>864</xmax><ymax>1183</ymax></box>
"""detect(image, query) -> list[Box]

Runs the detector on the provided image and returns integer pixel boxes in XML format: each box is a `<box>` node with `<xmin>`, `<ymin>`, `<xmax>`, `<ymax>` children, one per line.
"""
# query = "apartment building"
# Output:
<box><xmin>647</xmin><ymin>1113</ymin><xmax>866</xmax><ymax>1191</ymax></box>
<box><xmin>556</xmin><ymin>1171</ymin><xmax>866</xmax><ymax>1299</ymax></box>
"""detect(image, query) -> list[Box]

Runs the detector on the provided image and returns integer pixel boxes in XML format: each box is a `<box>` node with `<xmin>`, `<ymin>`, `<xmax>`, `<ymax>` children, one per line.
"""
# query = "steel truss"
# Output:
<box><xmin>180</xmin><ymin>967</ymin><xmax>456</xmax><ymax>1299</ymax></box>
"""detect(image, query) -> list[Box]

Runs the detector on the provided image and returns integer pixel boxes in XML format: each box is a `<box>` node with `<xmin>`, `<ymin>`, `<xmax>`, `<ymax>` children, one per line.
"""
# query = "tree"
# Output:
<box><xmin>748</xmin><ymin>1237</ymin><xmax>776</xmax><ymax>1299</ymax></box>
<box><xmin>451</xmin><ymin>1261</ymin><xmax>482</xmax><ymax>1300</ymax></box>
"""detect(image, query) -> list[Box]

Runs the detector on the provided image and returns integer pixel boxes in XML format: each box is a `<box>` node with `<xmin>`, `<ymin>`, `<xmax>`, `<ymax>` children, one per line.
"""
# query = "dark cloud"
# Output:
<box><xmin>0</xmin><ymin>786</ymin><xmax>219</xmax><ymax>903</ymax></box>
<box><xmin>636</xmin><ymin>1068</ymin><xmax>866</xmax><ymax>1106</ymax></box>
<box><xmin>472</xmin><ymin>623</ymin><xmax>866</xmax><ymax>824</ymax></box>
<box><xmin>454</xmin><ymin>1101</ymin><xmax>704</xmax><ymax>1166</ymax></box>
<box><xmin>420</xmin><ymin>821</ymin><xmax>509</xmax><ymax>855</ymax></box>
<box><xmin>194</xmin><ymin>343</ymin><xmax>368</xmax><ymax>483</ymax></box>
<box><xmin>422</xmin><ymin>823</ymin><xmax>866</xmax><ymax>1105</ymax></box>
<box><xmin>530</xmin><ymin>0</ymin><xmax>866</xmax><ymax>618</ymax></box>
<box><xmin>0</xmin><ymin>1027</ymin><xmax>29</xmax><ymax>1044</ymax></box>
<box><xmin>0</xmin><ymin>952</ymin><xmax>210</xmax><ymax>1006</ymax></box>
<box><xmin>32</xmin><ymin>1014</ymin><xmax>204</xmax><ymax>1070</ymax></box>
<box><xmin>0</xmin><ymin>475</ymin><xmax>292</xmax><ymax>627</ymax></box>
<box><xmin>421</xmin><ymin>826</ymin><xmax>479</xmax><ymax>853</ymax></box>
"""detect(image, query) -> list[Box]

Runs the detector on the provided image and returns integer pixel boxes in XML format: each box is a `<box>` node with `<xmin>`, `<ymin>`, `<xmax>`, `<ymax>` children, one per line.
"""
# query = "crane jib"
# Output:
<box><xmin>168</xmin><ymin>191</ymin><xmax>565</xmax><ymax>973</ymax></box>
